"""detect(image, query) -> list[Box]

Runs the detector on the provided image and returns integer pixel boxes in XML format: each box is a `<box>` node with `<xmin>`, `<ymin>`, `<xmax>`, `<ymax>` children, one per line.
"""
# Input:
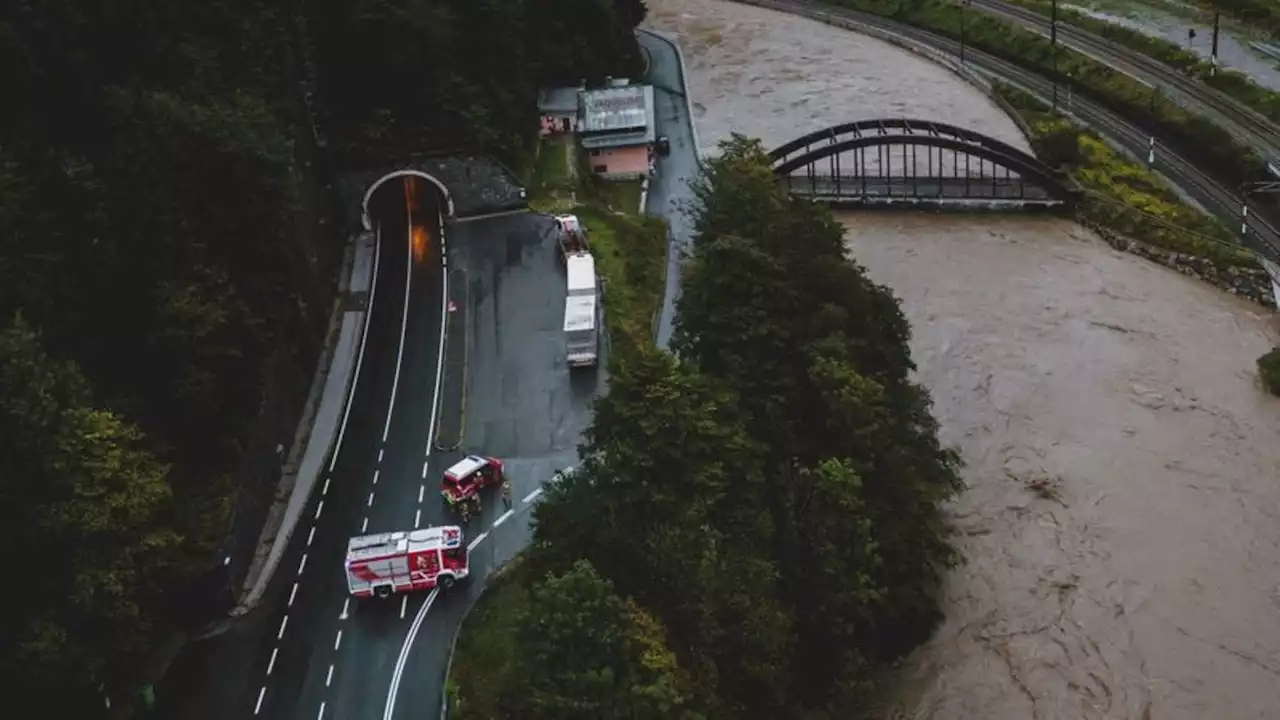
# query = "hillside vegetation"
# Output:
<box><xmin>450</xmin><ymin>137</ymin><xmax>963</xmax><ymax>718</ymax></box>
<box><xmin>0</xmin><ymin>0</ymin><xmax>643</xmax><ymax>715</ymax></box>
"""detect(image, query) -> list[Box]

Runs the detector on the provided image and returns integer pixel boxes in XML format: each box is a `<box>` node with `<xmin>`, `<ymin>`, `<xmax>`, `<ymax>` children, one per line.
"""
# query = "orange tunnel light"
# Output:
<box><xmin>412</xmin><ymin>225</ymin><xmax>429</xmax><ymax>265</ymax></box>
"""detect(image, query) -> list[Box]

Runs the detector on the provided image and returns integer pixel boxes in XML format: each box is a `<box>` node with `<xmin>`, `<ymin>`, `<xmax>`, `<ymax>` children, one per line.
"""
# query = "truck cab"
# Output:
<box><xmin>441</xmin><ymin>455</ymin><xmax>504</xmax><ymax>509</ymax></box>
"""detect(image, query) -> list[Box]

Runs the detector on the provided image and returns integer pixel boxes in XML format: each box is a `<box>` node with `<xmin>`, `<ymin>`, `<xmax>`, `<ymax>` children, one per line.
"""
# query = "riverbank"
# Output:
<box><xmin>644</xmin><ymin>1</ymin><xmax>1280</xmax><ymax>716</ymax></box>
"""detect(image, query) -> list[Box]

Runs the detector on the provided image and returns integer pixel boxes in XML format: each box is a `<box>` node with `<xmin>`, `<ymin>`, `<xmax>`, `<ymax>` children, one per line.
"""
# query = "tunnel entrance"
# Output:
<box><xmin>366</xmin><ymin>174</ymin><xmax>448</xmax><ymax>275</ymax></box>
<box><xmin>361</xmin><ymin>170</ymin><xmax>453</xmax><ymax>231</ymax></box>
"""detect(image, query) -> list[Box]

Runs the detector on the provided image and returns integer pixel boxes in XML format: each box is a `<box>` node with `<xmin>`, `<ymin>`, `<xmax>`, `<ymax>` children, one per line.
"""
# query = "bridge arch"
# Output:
<box><xmin>768</xmin><ymin>118</ymin><xmax>1040</xmax><ymax>170</ymax></box>
<box><xmin>361</xmin><ymin>169</ymin><xmax>455</xmax><ymax>230</ymax></box>
<box><xmin>774</xmin><ymin>135</ymin><xmax>1070</xmax><ymax>200</ymax></box>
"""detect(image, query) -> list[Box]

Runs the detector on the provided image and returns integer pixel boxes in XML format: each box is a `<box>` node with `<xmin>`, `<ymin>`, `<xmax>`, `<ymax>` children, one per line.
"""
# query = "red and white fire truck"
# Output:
<box><xmin>344</xmin><ymin>525</ymin><xmax>468</xmax><ymax>599</ymax></box>
<box><xmin>441</xmin><ymin>455</ymin><xmax>504</xmax><ymax>516</ymax></box>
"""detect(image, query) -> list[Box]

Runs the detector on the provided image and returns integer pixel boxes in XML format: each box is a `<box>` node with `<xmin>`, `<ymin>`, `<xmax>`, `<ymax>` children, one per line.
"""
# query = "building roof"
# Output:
<box><xmin>538</xmin><ymin>86</ymin><xmax>580</xmax><ymax>115</ymax></box>
<box><xmin>579</xmin><ymin>85</ymin><xmax>655</xmax><ymax>148</ymax></box>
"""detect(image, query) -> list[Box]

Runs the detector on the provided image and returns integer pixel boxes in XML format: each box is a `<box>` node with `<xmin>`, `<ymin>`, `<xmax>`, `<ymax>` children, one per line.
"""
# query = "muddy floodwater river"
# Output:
<box><xmin>645</xmin><ymin>1</ymin><xmax>1280</xmax><ymax>717</ymax></box>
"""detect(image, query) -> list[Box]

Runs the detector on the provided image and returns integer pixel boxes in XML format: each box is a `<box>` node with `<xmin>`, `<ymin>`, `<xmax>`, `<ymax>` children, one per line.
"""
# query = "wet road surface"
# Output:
<box><xmin>389</xmin><ymin>212</ymin><xmax>602</xmax><ymax>718</ymax></box>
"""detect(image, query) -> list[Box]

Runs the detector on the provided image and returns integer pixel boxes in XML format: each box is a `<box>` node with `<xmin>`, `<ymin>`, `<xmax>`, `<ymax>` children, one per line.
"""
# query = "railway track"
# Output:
<box><xmin>738</xmin><ymin>0</ymin><xmax>1280</xmax><ymax>262</ymax></box>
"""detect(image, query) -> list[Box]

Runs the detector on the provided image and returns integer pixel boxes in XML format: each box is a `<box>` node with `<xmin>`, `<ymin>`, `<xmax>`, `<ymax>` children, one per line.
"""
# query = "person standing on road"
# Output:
<box><xmin>501</xmin><ymin>479</ymin><xmax>513</xmax><ymax>509</ymax></box>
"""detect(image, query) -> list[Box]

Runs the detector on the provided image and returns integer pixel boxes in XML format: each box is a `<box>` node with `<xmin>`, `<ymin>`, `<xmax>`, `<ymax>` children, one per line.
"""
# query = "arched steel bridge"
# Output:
<box><xmin>769</xmin><ymin>119</ymin><xmax>1077</xmax><ymax>210</ymax></box>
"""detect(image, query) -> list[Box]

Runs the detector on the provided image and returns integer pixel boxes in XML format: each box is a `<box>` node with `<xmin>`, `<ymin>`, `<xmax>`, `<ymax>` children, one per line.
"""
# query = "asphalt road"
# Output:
<box><xmin>967</xmin><ymin>0</ymin><xmax>1280</xmax><ymax>160</ymax></box>
<box><xmin>746</xmin><ymin>0</ymin><xmax>1280</xmax><ymax>262</ymax></box>
<box><xmin>639</xmin><ymin>29</ymin><xmax>701</xmax><ymax>349</ymax></box>
<box><xmin>388</xmin><ymin>212</ymin><xmax>603</xmax><ymax>719</ymax></box>
<box><xmin>155</xmin><ymin>179</ymin><xmax>447</xmax><ymax>720</ymax></box>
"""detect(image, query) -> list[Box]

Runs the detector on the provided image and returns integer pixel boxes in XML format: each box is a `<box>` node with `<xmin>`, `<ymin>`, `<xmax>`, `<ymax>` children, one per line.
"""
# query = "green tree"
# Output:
<box><xmin>500</xmin><ymin>560</ymin><xmax>696</xmax><ymax>720</ymax></box>
<box><xmin>0</xmin><ymin>315</ymin><xmax>183</xmax><ymax>717</ymax></box>
<box><xmin>532</xmin><ymin>346</ymin><xmax>793</xmax><ymax>714</ymax></box>
<box><xmin>674</xmin><ymin>136</ymin><xmax>963</xmax><ymax>713</ymax></box>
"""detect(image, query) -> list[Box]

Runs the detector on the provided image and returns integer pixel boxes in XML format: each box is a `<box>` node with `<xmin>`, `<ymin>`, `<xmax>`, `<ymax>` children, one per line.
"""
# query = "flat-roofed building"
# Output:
<box><xmin>538</xmin><ymin>86</ymin><xmax>580</xmax><ymax>136</ymax></box>
<box><xmin>578</xmin><ymin>84</ymin><xmax>655</xmax><ymax>179</ymax></box>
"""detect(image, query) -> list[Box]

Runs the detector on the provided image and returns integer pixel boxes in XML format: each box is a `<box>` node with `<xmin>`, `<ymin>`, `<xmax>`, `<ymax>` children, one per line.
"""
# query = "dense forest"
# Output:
<box><xmin>470</xmin><ymin>138</ymin><xmax>963</xmax><ymax>718</ymax></box>
<box><xmin>0</xmin><ymin>0</ymin><xmax>642</xmax><ymax>715</ymax></box>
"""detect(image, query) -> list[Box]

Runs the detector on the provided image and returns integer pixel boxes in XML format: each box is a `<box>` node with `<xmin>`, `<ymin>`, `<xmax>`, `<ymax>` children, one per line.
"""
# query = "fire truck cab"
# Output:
<box><xmin>441</xmin><ymin>455</ymin><xmax>504</xmax><ymax>513</ymax></box>
<box><xmin>554</xmin><ymin>214</ymin><xmax>590</xmax><ymax>260</ymax></box>
<box><xmin>344</xmin><ymin>526</ymin><xmax>468</xmax><ymax>599</ymax></box>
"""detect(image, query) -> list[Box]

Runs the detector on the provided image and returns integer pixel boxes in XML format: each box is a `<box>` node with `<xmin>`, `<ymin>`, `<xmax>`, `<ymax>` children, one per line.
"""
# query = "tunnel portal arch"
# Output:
<box><xmin>360</xmin><ymin>170</ymin><xmax>455</xmax><ymax>230</ymax></box>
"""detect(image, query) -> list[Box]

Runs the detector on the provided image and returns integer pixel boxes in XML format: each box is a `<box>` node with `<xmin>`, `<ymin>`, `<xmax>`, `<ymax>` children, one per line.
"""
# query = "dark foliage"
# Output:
<box><xmin>516</xmin><ymin>137</ymin><xmax>963</xmax><ymax>717</ymax></box>
<box><xmin>0</xmin><ymin>0</ymin><xmax>645</xmax><ymax>715</ymax></box>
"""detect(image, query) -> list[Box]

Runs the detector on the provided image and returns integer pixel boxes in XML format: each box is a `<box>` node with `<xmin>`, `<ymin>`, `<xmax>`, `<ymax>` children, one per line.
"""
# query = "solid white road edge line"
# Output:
<box><xmin>383</xmin><ymin>587</ymin><xmax>440</xmax><ymax>720</ymax></box>
<box><xmin>329</xmin><ymin>226</ymin><xmax>382</xmax><ymax>473</ymax></box>
<box><xmin>414</xmin><ymin>214</ymin><xmax>448</xmax><ymax>533</ymax></box>
<box><xmin>380</xmin><ymin>197</ymin><xmax>416</xmax><ymax>444</ymax></box>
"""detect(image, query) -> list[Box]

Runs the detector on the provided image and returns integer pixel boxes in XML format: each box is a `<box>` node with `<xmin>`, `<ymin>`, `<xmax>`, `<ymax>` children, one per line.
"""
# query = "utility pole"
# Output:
<box><xmin>1050</xmin><ymin>0</ymin><xmax>1059</xmax><ymax>112</ymax></box>
<box><xmin>960</xmin><ymin>0</ymin><xmax>968</xmax><ymax>65</ymax></box>
<box><xmin>1211</xmin><ymin>13</ymin><xmax>1220</xmax><ymax>76</ymax></box>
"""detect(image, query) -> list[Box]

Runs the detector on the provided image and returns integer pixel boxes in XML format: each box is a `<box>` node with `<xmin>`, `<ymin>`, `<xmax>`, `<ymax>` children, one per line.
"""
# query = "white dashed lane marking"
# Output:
<box><xmin>493</xmin><ymin>509</ymin><xmax>513</xmax><ymax>528</ymax></box>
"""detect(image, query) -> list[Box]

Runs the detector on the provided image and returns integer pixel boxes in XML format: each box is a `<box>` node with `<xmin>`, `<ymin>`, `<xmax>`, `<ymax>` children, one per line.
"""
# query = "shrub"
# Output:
<box><xmin>1259</xmin><ymin>347</ymin><xmax>1280</xmax><ymax>396</ymax></box>
<box><xmin>996</xmin><ymin>82</ymin><xmax>1261</xmax><ymax>270</ymax></box>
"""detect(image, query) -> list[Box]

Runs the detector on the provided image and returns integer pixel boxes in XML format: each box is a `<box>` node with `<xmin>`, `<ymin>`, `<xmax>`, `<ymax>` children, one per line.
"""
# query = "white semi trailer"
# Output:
<box><xmin>565</xmin><ymin>252</ymin><xmax>599</xmax><ymax>367</ymax></box>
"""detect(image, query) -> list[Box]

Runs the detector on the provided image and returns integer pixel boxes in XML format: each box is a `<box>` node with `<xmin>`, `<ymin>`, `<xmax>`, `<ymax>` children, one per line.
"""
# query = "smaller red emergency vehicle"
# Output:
<box><xmin>344</xmin><ymin>526</ymin><xmax>468</xmax><ymax>599</ymax></box>
<box><xmin>441</xmin><ymin>455</ymin><xmax>504</xmax><ymax>515</ymax></box>
<box><xmin>554</xmin><ymin>214</ymin><xmax>590</xmax><ymax>260</ymax></box>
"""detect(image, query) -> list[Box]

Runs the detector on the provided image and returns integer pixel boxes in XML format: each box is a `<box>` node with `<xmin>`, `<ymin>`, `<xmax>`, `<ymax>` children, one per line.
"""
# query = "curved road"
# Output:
<box><xmin>251</xmin><ymin>178</ymin><xmax>450</xmax><ymax>719</ymax></box>
<box><xmin>159</xmin><ymin>186</ymin><xmax>600</xmax><ymax>719</ymax></box>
